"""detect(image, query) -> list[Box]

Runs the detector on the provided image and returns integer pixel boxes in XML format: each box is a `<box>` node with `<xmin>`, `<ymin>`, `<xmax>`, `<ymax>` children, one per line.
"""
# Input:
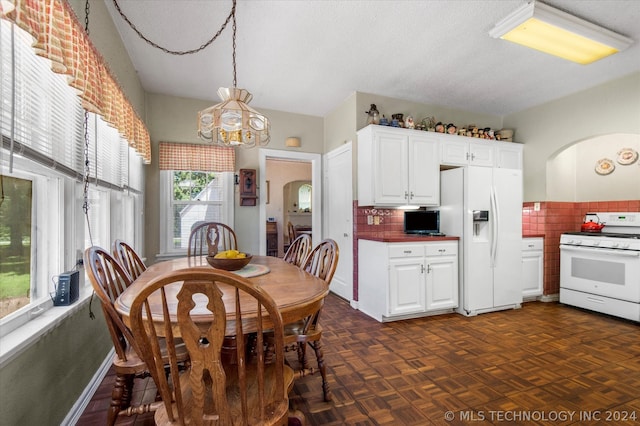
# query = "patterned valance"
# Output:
<box><xmin>159</xmin><ymin>142</ymin><xmax>235</xmax><ymax>172</ymax></box>
<box><xmin>0</xmin><ymin>0</ymin><xmax>151</xmax><ymax>164</ymax></box>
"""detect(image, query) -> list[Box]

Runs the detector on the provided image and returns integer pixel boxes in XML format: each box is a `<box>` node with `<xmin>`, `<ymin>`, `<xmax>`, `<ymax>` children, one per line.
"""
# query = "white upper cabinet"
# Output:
<box><xmin>440</xmin><ymin>135</ymin><xmax>522</xmax><ymax>169</ymax></box>
<box><xmin>358</xmin><ymin>125</ymin><xmax>440</xmax><ymax>206</ymax></box>
<box><xmin>440</xmin><ymin>136</ymin><xmax>494</xmax><ymax>167</ymax></box>
<box><xmin>494</xmin><ymin>141</ymin><xmax>523</xmax><ymax>169</ymax></box>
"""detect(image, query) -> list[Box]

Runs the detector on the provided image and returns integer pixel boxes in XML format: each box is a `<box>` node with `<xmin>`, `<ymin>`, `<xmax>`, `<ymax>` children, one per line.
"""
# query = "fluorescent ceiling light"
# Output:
<box><xmin>489</xmin><ymin>1</ymin><xmax>633</xmax><ymax>64</ymax></box>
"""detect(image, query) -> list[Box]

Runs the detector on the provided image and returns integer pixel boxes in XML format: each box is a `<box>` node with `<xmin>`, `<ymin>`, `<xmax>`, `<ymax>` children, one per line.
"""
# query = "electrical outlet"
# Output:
<box><xmin>534</xmin><ymin>202</ymin><xmax>540</xmax><ymax>211</ymax></box>
<box><xmin>367</xmin><ymin>215</ymin><xmax>373</xmax><ymax>225</ymax></box>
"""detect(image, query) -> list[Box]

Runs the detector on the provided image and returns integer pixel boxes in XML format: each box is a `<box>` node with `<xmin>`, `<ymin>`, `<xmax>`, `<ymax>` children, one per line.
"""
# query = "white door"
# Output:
<box><xmin>324</xmin><ymin>143</ymin><xmax>353</xmax><ymax>301</ymax></box>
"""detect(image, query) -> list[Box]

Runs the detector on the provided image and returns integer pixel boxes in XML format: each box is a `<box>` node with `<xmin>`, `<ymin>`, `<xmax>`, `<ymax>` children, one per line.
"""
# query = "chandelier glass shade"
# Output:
<box><xmin>196</xmin><ymin>0</ymin><xmax>270</xmax><ymax>148</ymax></box>
<box><xmin>198</xmin><ymin>87</ymin><xmax>270</xmax><ymax>148</ymax></box>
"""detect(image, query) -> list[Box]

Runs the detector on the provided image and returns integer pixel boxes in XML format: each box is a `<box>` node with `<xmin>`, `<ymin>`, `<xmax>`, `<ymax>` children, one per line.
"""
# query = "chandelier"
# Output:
<box><xmin>197</xmin><ymin>0</ymin><xmax>270</xmax><ymax>147</ymax></box>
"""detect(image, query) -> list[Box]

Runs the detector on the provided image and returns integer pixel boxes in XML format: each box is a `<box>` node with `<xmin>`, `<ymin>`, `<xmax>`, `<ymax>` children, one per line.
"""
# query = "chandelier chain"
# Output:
<box><xmin>112</xmin><ymin>0</ymin><xmax>236</xmax><ymax>56</ymax></box>
<box><xmin>232</xmin><ymin>4</ymin><xmax>237</xmax><ymax>87</ymax></box>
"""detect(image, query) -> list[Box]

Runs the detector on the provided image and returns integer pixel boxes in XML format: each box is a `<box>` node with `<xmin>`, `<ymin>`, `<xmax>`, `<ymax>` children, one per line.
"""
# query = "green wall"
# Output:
<box><xmin>0</xmin><ymin>303</ymin><xmax>112</xmax><ymax>425</ymax></box>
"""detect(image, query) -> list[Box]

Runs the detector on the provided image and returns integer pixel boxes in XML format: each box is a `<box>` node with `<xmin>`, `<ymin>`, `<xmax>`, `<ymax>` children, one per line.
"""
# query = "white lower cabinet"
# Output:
<box><xmin>358</xmin><ymin>239</ymin><xmax>458</xmax><ymax>322</ymax></box>
<box><xmin>522</xmin><ymin>237</ymin><xmax>544</xmax><ymax>299</ymax></box>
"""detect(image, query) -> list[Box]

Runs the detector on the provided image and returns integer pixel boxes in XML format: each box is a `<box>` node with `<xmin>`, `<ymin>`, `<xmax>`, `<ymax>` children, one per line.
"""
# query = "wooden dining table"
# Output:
<box><xmin>114</xmin><ymin>255</ymin><xmax>329</xmax><ymax>336</ymax></box>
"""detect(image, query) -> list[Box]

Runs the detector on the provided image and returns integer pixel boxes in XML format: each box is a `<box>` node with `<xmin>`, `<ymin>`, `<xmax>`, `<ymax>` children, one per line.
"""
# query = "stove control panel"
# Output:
<box><xmin>597</xmin><ymin>212</ymin><xmax>640</xmax><ymax>227</ymax></box>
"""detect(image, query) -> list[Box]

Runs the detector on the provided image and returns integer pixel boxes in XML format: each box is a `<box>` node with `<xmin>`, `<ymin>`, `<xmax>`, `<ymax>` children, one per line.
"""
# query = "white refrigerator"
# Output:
<box><xmin>440</xmin><ymin>166</ymin><xmax>523</xmax><ymax>316</ymax></box>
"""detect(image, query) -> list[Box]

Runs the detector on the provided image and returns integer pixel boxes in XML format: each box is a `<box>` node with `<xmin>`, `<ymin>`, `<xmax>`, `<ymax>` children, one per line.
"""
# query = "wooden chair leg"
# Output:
<box><xmin>310</xmin><ymin>340</ymin><xmax>331</xmax><ymax>401</ymax></box>
<box><xmin>108</xmin><ymin>373</ymin><xmax>128</xmax><ymax>426</ymax></box>
<box><xmin>288</xmin><ymin>409</ymin><xmax>306</xmax><ymax>426</ymax></box>
<box><xmin>297</xmin><ymin>342</ymin><xmax>309</xmax><ymax>369</ymax></box>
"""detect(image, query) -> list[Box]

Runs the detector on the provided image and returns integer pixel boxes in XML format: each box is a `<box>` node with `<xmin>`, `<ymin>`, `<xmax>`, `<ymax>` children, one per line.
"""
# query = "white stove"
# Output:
<box><xmin>560</xmin><ymin>212</ymin><xmax>640</xmax><ymax>322</ymax></box>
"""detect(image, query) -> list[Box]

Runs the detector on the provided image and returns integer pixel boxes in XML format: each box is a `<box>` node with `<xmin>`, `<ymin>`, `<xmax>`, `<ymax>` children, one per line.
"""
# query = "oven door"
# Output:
<box><xmin>560</xmin><ymin>245</ymin><xmax>640</xmax><ymax>302</ymax></box>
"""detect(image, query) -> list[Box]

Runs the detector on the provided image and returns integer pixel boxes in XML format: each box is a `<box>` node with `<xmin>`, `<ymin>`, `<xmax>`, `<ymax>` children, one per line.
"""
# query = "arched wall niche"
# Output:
<box><xmin>546</xmin><ymin>133</ymin><xmax>640</xmax><ymax>202</ymax></box>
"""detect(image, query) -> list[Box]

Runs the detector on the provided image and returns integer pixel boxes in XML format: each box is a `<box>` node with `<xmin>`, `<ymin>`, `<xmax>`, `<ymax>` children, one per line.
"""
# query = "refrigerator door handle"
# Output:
<box><xmin>490</xmin><ymin>186</ymin><xmax>499</xmax><ymax>267</ymax></box>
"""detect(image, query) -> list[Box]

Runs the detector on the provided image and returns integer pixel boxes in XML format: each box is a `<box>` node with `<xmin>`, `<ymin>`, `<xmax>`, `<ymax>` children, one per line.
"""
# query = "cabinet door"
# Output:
<box><xmin>522</xmin><ymin>238</ymin><xmax>543</xmax><ymax>297</ymax></box>
<box><xmin>408</xmin><ymin>134</ymin><xmax>440</xmax><ymax>205</ymax></box>
<box><xmin>440</xmin><ymin>138</ymin><xmax>494</xmax><ymax>167</ymax></box>
<box><xmin>374</xmin><ymin>131</ymin><xmax>409</xmax><ymax>205</ymax></box>
<box><xmin>388</xmin><ymin>258</ymin><xmax>426</xmax><ymax>316</ymax></box>
<box><xmin>440</xmin><ymin>138</ymin><xmax>468</xmax><ymax>166</ymax></box>
<box><xmin>426</xmin><ymin>255</ymin><xmax>458</xmax><ymax>310</ymax></box>
<box><xmin>469</xmin><ymin>142</ymin><xmax>494</xmax><ymax>166</ymax></box>
<box><xmin>495</xmin><ymin>142</ymin><xmax>523</xmax><ymax>169</ymax></box>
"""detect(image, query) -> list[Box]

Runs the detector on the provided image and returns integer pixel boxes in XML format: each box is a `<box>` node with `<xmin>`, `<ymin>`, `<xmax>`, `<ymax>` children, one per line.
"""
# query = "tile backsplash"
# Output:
<box><xmin>522</xmin><ymin>200</ymin><xmax>640</xmax><ymax>295</ymax></box>
<box><xmin>352</xmin><ymin>200</ymin><xmax>640</xmax><ymax>301</ymax></box>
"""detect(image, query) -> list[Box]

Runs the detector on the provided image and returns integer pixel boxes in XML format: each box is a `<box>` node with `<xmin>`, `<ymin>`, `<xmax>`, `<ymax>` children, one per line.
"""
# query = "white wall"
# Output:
<box><xmin>504</xmin><ymin>72</ymin><xmax>640</xmax><ymax>202</ymax></box>
<box><xmin>144</xmin><ymin>92</ymin><xmax>324</xmax><ymax>262</ymax></box>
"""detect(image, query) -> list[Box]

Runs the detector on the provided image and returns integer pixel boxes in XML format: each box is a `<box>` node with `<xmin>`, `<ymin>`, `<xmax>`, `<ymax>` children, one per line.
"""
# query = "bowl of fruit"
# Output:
<box><xmin>206</xmin><ymin>250</ymin><xmax>252</xmax><ymax>271</ymax></box>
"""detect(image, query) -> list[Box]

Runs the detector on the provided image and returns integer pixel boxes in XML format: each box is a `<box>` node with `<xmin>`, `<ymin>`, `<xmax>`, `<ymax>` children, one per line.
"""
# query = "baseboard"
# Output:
<box><xmin>61</xmin><ymin>349</ymin><xmax>114</xmax><ymax>426</ymax></box>
<box><xmin>539</xmin><ymin>293</ymin><xmax>559</xmax><ymax>302</ymax></box>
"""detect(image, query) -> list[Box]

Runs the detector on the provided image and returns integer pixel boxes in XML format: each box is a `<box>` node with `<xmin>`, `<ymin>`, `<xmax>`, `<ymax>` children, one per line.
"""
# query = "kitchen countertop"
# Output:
<box><xmin>358</xmin><ymin>233</ymin><xmax>459</xmax><ymax>243</ymax></box>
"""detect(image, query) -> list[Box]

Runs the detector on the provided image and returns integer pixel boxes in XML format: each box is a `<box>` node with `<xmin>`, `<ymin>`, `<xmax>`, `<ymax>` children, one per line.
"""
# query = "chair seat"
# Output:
<box><xmin>154</xmin><ymin>363</ymin><xmax>295</xmax><ymax>425</ymax></box>
<box><xmin>113</xmin><ymin>338</ymin><xmax>189</xmax><ymax>374</ymax></box>
<box><xmin>283</xmin><ymin>321</ymin><xmax>322</xmax><ymax>343</ymax></box>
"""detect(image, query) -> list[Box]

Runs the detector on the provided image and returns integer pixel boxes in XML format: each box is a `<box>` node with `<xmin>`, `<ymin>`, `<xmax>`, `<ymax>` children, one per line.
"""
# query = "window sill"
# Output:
<box><xmin>156</xmin><ymin>252</ymin><xmax>187</xmax><ymax>261</ymax></box>
<box><xmin>0</xmin><ymin>286</ymin><xmax>94</xmax><ymax>368</ymax></box>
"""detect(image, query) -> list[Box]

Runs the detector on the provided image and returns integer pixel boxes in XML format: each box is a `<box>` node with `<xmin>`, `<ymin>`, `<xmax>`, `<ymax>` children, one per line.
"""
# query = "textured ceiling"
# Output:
<box><xmin>104</xmin><ymin>0</ymin><xmax>640</xmax><ymax>118</ymax></box>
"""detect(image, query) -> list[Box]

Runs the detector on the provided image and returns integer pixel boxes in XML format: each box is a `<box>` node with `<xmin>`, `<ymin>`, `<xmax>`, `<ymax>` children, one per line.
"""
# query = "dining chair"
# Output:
<box><xmin>283</xmin><ymin>233</ymin><xmax>312</xmax><ymax>267</ymax></box>
<box><xmin>129</xmin><ymin>268</ymin><xmax>295</xmax><ymax>425</ymax></box>
<box><xmin>187</xmin><ymin>221</ymin><xmax>238</xmax><ymax>257</ymax></box>
<box><xmin>84</xmin><ymin>246</ymin><xmax>189</xmax><ymax>426</ymax></box>
<box><xmin>287</xmin><ymin>221</ymin><xmax>296</xmax><ymax>244</ymax></box>
<box><xmin>112</xmin><ymin>239</ymin><xmax>146</xmax><ymax>280</ymax></box>
<box><xmin>284</xmin><ymin>238</ymin><xmax>339</xmax><ymax>402</ymax></box>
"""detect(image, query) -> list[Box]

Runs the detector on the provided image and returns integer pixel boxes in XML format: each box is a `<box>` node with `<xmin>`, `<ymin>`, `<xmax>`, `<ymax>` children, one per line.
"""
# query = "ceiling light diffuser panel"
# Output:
<box><xmin>489</xmin><ymin>1</ymin><xmax>633</xmax><ymax>64</ymax></box>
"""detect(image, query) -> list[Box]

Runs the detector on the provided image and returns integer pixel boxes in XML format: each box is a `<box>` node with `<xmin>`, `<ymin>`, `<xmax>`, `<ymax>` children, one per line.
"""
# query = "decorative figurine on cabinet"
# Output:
<box><xmin>365</xmin><ymin>104</ymin><xmax>380</xmax><ymax>125</ymax></box>
<box><xmin>435</xmin><ymin>122</ymin><xmax>445</xmax><ymax>133</ymax></box>
<box><xmin>405</xmin><ymin>116</ymin><xmax>415</xmax><ymax>129</ymax></box>
<box><xmin>447</xmin><ymin>123</ymin><xmax>457</xmax><ymax>135</ymax></box>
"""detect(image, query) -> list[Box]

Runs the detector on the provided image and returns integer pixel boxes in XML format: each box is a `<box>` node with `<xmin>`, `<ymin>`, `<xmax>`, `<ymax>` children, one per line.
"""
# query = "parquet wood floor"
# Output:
<box><xmin>77</xmin><ymin>294</ymin><xmax>640</xmax><ymax>425</ymax></box>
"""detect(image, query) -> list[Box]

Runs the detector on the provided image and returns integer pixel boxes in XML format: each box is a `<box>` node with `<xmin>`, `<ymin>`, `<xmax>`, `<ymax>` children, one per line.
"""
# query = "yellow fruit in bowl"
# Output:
<box><xmin>213</xmin><ymin>252</ymin><xmax>226</xmax><ymax>259</ymax></box>
<box><xmin>236</xmin><ymin>253</ymin><xmax>246</xmax><ymax>258</ymax></box>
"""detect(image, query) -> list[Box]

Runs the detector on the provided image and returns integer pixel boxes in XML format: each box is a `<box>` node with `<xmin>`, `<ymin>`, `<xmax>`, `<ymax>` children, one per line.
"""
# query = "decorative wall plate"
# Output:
<box><xmin>595</xmin><ymin>158</ymin><xmax>615</xmax><ymax>175</ymax></box>
<box><xmin>616</xmin><ymin>148</ymin><xmax>638</xmax><ymax>165</ymax></box>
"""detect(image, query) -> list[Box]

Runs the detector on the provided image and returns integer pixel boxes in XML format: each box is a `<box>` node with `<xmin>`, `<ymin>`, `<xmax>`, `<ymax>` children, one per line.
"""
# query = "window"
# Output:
<box><xmin>298</xmin><ymin>183</ymin><xmax>312</xmax><ymax>212</ymax></box>
<box><xmin>0</xmin><ymin>161</ymin><xmax>63</xmax><ymax>329</ymax></box>
<box><xmin>160</xmin><ymin>171</ymin><xmax>233</xmax><ymax>255</ymax></box>
<box><xmin>0</xmin><ymin>20</ymin><xmax>145</xmax><ymax>338</ymax></box>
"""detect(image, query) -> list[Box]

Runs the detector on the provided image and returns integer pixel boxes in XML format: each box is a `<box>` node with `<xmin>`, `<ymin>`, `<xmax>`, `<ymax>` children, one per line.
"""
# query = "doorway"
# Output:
<box><xmin>259</xmin><ymin>149</ymin><xmax>322</xmax><ymax>256</ymax></box>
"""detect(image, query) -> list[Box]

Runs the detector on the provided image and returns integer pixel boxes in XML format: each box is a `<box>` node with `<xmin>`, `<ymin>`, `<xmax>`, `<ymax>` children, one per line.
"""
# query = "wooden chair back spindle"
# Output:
<box><xmin>112</xmin><ymin>239</ymin><xmax>147</xmax><ymax>280</ymax></box>
<box><xmin>283</xmin><ymin>233</ymin><xmax>312</xmax><ymax>267</ymax></box>
<box><xmin>188</xmin><ymin>221</ymin><xmax>238</xmax><ymax>257</ymax></box>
